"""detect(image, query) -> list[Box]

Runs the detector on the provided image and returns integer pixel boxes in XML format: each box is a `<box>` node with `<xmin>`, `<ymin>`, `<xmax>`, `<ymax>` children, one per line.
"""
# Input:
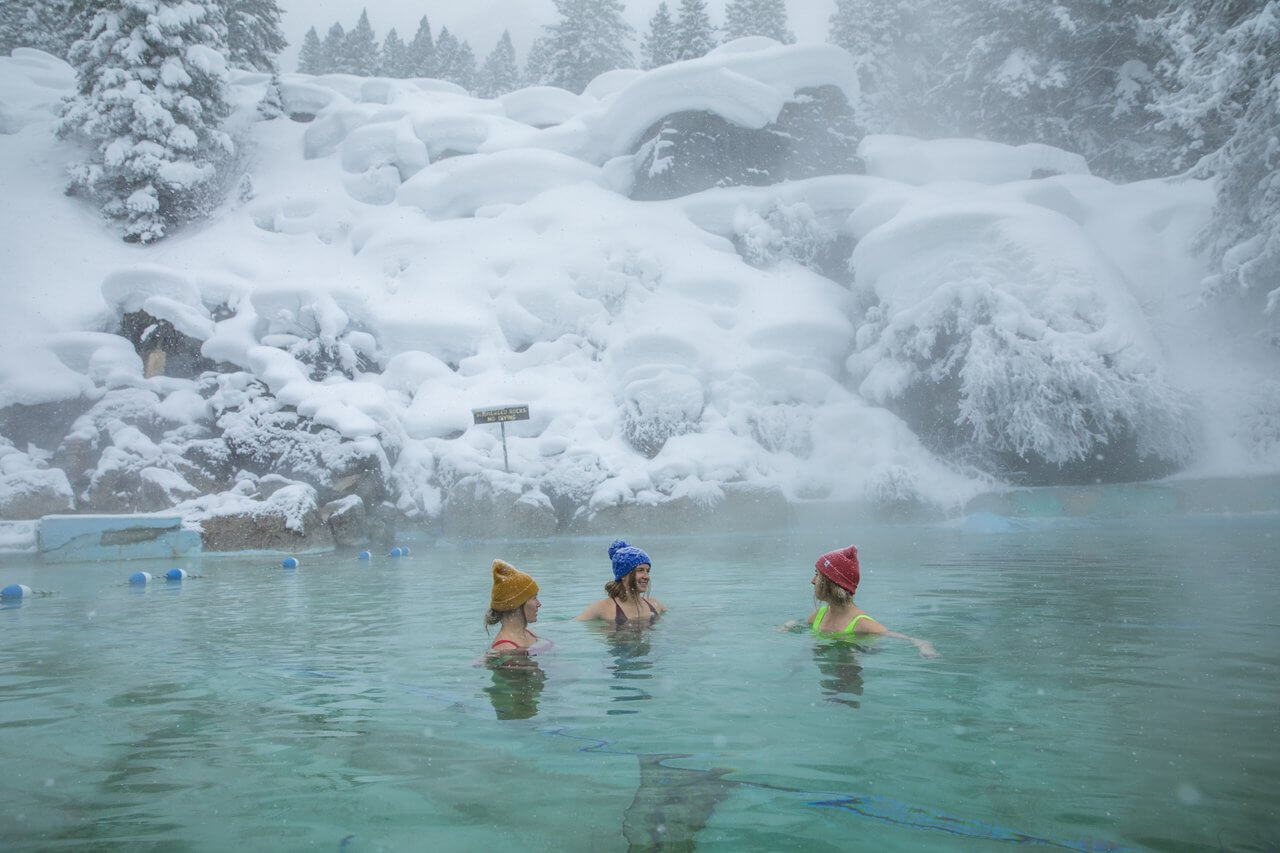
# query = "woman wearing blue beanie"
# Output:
<box><xmin>576</xmin><ymin>539</ymin><xmax>667</xmax><ymax>626</ymax></box>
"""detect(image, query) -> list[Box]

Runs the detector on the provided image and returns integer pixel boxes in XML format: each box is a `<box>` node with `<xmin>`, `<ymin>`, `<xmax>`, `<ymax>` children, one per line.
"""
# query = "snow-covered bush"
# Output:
<box><xmin>743</xmin><ymin>403</ymin><xmax>812</xmax><ymax>456</ymax></box>
<box><xmin>852</xmin><ymin>282</ymin><xmax>1197</xmax><ymax>481</ymax></box>
<box><xmin>735</xmin><ymin>201</ymin><xmax>836</xmax><ymax>270</ymax></box>
<box><xmin>619</xmin><ymin>370</ymin><xmax>704</xmax><ymax>458</ymax></box>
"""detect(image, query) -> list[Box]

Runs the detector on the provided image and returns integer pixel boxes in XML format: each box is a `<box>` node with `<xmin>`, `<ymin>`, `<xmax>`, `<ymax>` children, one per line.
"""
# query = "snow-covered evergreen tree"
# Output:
<box><xmin>221</xmin><ymin>0</ymin><xmax>285</xmax><ymax>72</ymax></box>
<box><xmin>57</xmin><ymin>0</ymin><xmax>234</xmax><ymax>243</ymax></box>
<box><xmin>0</xmin><ymin>0</ymin><xmax>92</xmax><ymax>60</ymax></box>
<box><xmin>542</xmin><ymin>0</ymin><xmax>634</xmax><ymax>93</ymax></box>
<box><xmin>434</xmin><ymin>26</ymin><xmax>459</xmax><ymax>82</ymax></box>
<box><xmin>445</xmin><ymin>38</ymin><xmax>477</xmax><ymax>90</ymax></box>
<box><xmin>523</xmin><ymin>35</ymin><xmax>552</xmax><ymax>86</ymax></box>
<box><xmin>296</xmin><ymin>25</ymin><xmax>322</xmax><ymax>73</ymax></box>
<box><xmin>256</xmin><ymin>71</ymin><xmax>283</xmax><ymax>118</ymax></box>
<box><xmin>319</xmin><ymin>22</ymin><xmax>345</xmax><ymax>74</ymax></box>
<box><xmin>406</xmin><ymin>15</ymin><xmax>435</xmax><ymax>77</ymax></box>
<box><xmin>641</xmin><ymin>2</ymin><xmax>677</xmax><ymax>69</ymax></box>
<box><xmin>723</xmin><ymin>0</ymin><xmax>793</xmax><ymax>44</ymax></box>
<box><xmin>378</xmin><ymin>28</ymin><xmax>409</xmax><ymax>77</ymax></box>
<box><xmin>477</xmin><ymin>30</ymin><xmax>519</xmax><ymax>97</ymax></box>
<box><xmin>343</xmin><ymin>9</ymin><xmax>378</xmax><ymax>76</ymax></box>
<box><xmin>828</xmin><ymin>0</ymin><xmax>933</xmax><ymax>134</ymax></box>
<box><xmin>672</xmin><ymin>0</ymin><xmax>716</xmax><ymax>62</ymax></box>
<box><xmin>1153</xmin><ymin>0</ymin><xmax>1280</xmax><ymax>327</ymax></box>
<box><xmin>925</xmin><ymin>0</ymin><xmax>1171</xmax><ymax>177</ymax></box>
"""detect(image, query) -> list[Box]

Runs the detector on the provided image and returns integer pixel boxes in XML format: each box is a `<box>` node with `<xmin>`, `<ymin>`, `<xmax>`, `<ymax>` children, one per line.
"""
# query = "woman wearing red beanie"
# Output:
<box><xmin>804</xmin><ymin>545</ymin><xmax>939</xmax><ymax>658</ymax></box>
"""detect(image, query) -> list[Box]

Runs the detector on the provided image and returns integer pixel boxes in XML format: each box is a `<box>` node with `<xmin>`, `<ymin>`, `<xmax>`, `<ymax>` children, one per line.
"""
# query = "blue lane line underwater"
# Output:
<box><xmin>296</xmin><ymin>668</ymin><xmax>1137</xmax><ymax>852</ymax></box>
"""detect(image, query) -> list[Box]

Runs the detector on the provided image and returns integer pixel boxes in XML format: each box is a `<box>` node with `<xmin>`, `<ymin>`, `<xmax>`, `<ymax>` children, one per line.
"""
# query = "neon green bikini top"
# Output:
<box><xmin>811</xmin><ymin>605</ymin><xmax>875</xmax><ymax>636</ymax></box>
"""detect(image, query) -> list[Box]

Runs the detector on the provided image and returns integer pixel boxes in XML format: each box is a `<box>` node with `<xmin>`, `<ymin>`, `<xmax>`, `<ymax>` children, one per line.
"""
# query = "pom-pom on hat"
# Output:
<box><xmin>816</xmin><ymin>545</ymin><xmax>860</xmax><ymax>595</ymax></box>
<box><xmin>490</xmin><ymin>559</ymin><xmax>538</xmax><ymax>611</ymax></box>
<box><xmin>609</xmin><ymin>539</ymin><xmax>651</xmax><ymax>581</ymax></box>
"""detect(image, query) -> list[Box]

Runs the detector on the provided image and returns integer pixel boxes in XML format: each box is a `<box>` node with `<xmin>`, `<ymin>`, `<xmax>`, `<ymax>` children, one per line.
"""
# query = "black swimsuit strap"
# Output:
<box><xmin>614</xmin><ymin>597</ymin><xmax>658</xmax><ymax>626</ymax></box>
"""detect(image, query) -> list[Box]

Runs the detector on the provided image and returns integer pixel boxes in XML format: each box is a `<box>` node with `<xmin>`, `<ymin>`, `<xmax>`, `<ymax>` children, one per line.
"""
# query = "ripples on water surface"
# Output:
<box><xmin>0</xmin><ymin>515</ymin><xmax>1277</xmax><ymax>851</ymax></box>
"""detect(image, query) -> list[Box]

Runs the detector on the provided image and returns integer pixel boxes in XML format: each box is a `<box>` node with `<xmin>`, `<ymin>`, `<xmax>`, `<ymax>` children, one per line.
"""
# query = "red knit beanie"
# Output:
<box><xmin>816</xmin><ymin>545</ymin><xmax>860</xmax><ymax>595</ymax></box>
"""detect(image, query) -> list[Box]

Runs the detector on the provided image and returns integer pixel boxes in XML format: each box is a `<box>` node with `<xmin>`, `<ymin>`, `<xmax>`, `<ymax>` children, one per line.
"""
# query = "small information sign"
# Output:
<box><xmin>472</xmin><ymin>404</ymin><xmax>530</xmax><ymax>425</ymax></box>
<box><xmin>472</xmin><ymin>404</ymin><xmax>530</xmax><ymax>472</ymax></box>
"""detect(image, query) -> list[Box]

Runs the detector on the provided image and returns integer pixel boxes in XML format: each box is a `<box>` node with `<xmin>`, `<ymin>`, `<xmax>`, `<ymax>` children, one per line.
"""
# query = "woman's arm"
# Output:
<box><xmin>575</xmin><ymin>599</ymin><xmax>610</xmax><ymax>621</ymax></box>
<box><xmin>778</xmin><ymin>610</ymin><xmax>818</xmax><ymax>632</ymax></box>
<box><xmin>852</xmin><ymin>618</ymin><xmax>939</xmax><ymax>658</ymax></box>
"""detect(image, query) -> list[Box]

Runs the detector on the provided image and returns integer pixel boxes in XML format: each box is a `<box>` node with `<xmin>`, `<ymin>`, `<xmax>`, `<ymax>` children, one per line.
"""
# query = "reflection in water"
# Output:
<box><xmin>484</xmin><ymin>657</ymin><xmax>547</xmax><ymax>720</ymax></box>
<box><xmin>623</xmin><ymin>754</ymin><xmax>734</xmax><ymax>852</ymax></box>
<box><xmin>605</xmin><ymin>629</ymin><xmax>654</xmax><ymax>716</ymax></box>
<box><xmin>813</xmin><ymin>641</ymin><xmax>871</xmax><ymax>709</ymax></box>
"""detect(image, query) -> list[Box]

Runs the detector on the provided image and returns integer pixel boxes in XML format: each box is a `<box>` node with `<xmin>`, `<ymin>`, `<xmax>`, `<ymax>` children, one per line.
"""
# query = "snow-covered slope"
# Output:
<box><xmin>2</xmin><ymin>40</ymin><xmax>1277</xmax><ymax>540</ymax></box>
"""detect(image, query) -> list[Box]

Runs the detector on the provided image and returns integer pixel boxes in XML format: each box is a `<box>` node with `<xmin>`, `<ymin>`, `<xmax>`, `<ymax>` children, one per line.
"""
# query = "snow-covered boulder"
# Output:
<box><xmin>193</xmin><ymin>482</ymin><xmax>333</xmax><ymax>552</ymax></box>
<box><xmin>0</xmin><ymin>467</ymin><xmax>75</xmax><ymax>520</ymax></box>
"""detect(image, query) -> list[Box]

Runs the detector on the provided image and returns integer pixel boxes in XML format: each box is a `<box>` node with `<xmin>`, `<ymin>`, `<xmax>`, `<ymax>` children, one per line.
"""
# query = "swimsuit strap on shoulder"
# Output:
<box><xmin>811</xmin><ymin>605</ymin><xmax>829</xmax><ymax>633</ymax></box>
<box><xmin>844</xmin><ymin>613</ymin><xmax>872</xmax><ymax>635</ymax></box>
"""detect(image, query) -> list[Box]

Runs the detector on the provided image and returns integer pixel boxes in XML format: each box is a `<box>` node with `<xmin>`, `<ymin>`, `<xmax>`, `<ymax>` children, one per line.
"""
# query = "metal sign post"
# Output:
<box><xmin>471</xmin><ymin>404</ymin><xmax>531</xmax><ymax>473</ymax></box>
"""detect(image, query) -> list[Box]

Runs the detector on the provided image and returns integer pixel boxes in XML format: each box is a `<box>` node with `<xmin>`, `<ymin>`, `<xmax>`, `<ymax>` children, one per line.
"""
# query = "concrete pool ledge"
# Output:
<box><xmin>37</xmin><ymin>514</ymin><xmax>202</xmax><ymax>563</ymax></box>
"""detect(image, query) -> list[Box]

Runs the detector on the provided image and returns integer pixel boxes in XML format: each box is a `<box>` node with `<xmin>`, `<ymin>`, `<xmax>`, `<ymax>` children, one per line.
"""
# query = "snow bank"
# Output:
<box><xmin>1</xmin><ymin>40</ymin><xmax>1276</xmax><ymax>539</ymax></box>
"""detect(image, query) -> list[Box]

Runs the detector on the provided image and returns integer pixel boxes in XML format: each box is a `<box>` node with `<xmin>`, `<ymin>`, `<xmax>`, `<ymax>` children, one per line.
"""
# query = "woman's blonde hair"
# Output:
<box><xmin>814</xmin><ymin>574</ymin><xmax>851</xmax><ymax>606</ymax></box>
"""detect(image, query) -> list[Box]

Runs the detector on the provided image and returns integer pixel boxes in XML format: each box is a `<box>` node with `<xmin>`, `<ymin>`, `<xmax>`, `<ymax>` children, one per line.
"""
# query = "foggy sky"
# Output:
<box><xmin>277</xmin><ymin>0</ymin><xmax>837</xmax><ymax>74</ymax></box>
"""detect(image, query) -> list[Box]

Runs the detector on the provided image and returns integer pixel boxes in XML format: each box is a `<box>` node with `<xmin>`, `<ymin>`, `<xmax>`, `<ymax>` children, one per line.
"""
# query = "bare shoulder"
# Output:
<box><xmin>854</xmin><ymin>615</ymin><xmax>888</xmax><ymax>634</ymax></box>
<box><xmin>575</xmin><ymin>598</ymin><xmax>611</xmax><ymax>621</ymax></box>
<box><xmin>649</xmin><ymin>596</ymin><xmax>668</xmax><ymax>613</ymax></box>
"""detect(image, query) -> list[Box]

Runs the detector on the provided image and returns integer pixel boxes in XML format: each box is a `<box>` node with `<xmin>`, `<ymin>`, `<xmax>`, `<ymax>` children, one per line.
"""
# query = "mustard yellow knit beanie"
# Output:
<box><xmin>490</xmin><ymin>559</ymin><xmax>538</xmax><ymax>611</ymax></box>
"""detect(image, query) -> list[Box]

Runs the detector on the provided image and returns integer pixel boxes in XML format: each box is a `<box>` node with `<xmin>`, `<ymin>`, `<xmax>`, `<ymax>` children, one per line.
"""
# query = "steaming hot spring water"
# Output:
<box><xmin>1</xmin><ymin>508</ymin><xmax>1276</xmax><ymax>852</ymax></box>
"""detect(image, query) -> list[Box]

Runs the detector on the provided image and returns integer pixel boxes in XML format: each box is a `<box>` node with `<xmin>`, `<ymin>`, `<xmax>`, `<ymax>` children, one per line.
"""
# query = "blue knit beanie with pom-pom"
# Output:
<box><xmin>609</xmin><ymin>539</ymin><xmax>651</xmax><ymax>581</ymax></box>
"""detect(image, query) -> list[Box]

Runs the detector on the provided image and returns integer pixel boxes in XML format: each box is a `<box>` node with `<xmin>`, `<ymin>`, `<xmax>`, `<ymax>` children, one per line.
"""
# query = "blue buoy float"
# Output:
<box><xmin>128</xmin><ymin>571</ymin><xmax>152</xmax><ymax>585</ymax></box>
<box><xmin>358</xmin><ymin>550</ymin><xmax>371</xmax><ymax>561</ymax></box>
<box><xmin>282</xmin><ymin>557</ymin><xmax>299</xmax><ymax>569</ymax></box>
<box><xmin>165</xmin><ymin>568</ymin><xmax>188</xmax><ymax>580</ymax></box>
<box><xmin>400</xmin><ymin>546</ymin><xmax>411</xmax><ymax>557</ymax></box>
<box><xmin>2</xmin><ymin>583</ymin><xmax>32</xmax><ymax>599</ymax></box>
<box><xmin>388</xmin><ymin>547</ymin><xmax>403</xmax><ymax>558</ymax></box>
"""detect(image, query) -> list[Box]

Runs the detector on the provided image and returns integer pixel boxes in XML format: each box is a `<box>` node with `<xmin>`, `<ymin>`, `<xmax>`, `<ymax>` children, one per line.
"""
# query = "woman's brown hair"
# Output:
<box><xmin>604</xmin><ymin>571</ymin><xmax>641</xmax><ymax>601</ymax></box>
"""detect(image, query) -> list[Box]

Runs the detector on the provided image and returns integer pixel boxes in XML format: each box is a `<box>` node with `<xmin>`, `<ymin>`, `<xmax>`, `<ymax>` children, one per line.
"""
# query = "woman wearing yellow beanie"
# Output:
<box><xmin>485</xmin><ymin>559</ymin><xmax>547</xmax><ymax>655</ymax></box>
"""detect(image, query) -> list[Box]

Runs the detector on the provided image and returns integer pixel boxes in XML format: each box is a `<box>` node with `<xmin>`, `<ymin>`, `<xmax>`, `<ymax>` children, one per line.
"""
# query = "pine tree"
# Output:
<box><xmin>434</xmin><ymin>26</ymin><xmax>458</xmax><ymax>81</ymax></box>
<box><xmin>828</xmin><ymin>0</ymin><xmax>932</xmax><ymax>134</ymax></box>
<box><xmin>297</xmin><ymin>25</ymin><xmax>322</xmax><ymax>73</ymax></box>
<box><xmin>257</xmin><ymin>71</ymin><xmax>284</xmax><ymax>118</ymax></box>
<box><xmin>523</xmin><ymin>35</ymin><xmax>552</xmax><ymax>86</ymax></box>
<box><xmin>446</xmin><ymin>38</ymin><xmax>477</xmax><ymax>90</ymax></box>
<box><xmin>57</xmin><ymin>0</ymin><xmax>234</xmax><ymax>243</ymax></box>
<box><xmin>672</xmin><ymin>0</ymin><xmax>715</xmax><ymax>62</ymax></box>
<box><xmin>930</xmin><ymin>0</ymin><xmax>1171</xmax><ymax>176</ymax></box>
<box><xmin>406</xmin><ymin>15</ymin><xmax>435</xmax><ymax>77</ymax></box>
<box><xmin>0</xmin><ymin>2</ymin><xmax>23</xmax><ymax>55</ymax></box>
<box><xmin>343</xmin><ymin>9</ymin><xmax>377</xmax><ymax>76</ymax></box>
<box><xmin>477</xmin><ymin>30</ymin><xmax>519</xmax><ymax>97</ymax></box>
<box><xmin>724</xmin><ymin>0</ymin><xmax>793</xmax><ymax>43</ymax></box>
<box><xmin>319</xmin><ymin>22</ymin><xmax>345</xmax><ymax>74</ymax></box>
<box><xmin>0</xmin><ymin>0</ymin><xmax>93</xmax><ymax>60</ymax></box>
<box><xmin>222</xmin><ymin>0</ymin><xmax>285</xmax><ymax>72</ymax></box>
<box><xmin>641</xmin><ymin>2</ymin><xmax>677</xmax><ymax>69</ymax></box>
<box><xmin>378</xmin><ymin>28</ymin><xmax>409</xmax><ymax>77</ymax></box>
<box><xmin>542</xmin><ymin>0</ymin><xmax>634</xmax><ymax>93</ymax></box>
<box><xmin>1152</xmin><ymin>0</ymin><xmax>1280</xmax><ymax>323</ymax></box>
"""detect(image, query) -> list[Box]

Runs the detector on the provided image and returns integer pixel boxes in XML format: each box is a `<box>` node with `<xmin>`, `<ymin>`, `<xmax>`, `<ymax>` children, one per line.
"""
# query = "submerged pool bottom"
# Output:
<box><xmin>1</xmin><ymin>514</ymin><xmax>1277</xmax><ymax>851</ymax></box>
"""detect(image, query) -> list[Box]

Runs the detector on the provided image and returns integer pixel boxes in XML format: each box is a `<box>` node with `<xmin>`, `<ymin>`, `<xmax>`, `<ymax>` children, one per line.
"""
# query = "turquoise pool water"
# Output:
<box><xmin>1</xmin><ymin>514</ymin><xmax>1277</xmax><ymax>851</ymax></box>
